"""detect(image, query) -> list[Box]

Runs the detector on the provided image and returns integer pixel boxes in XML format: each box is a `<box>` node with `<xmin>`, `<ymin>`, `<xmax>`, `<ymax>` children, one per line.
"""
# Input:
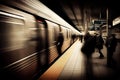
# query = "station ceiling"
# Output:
<box><xmin>39</xmin><ymin>0</ymin><xmax>119</xmax><ymax>31</ymax></box>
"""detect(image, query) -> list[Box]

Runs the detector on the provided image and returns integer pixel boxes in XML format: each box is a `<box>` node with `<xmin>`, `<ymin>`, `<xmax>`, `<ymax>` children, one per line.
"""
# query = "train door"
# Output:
<box><xmin>45</xmin><ymin>20</ymin><xmax>60</xmax><ymax>63</ymax></box>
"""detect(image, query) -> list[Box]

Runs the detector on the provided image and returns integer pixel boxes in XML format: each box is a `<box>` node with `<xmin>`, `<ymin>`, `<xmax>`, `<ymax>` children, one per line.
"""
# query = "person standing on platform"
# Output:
<box><xmin>105</xmin><ymin>34</ymin><xmax>117</xmax><ymax>67</ymax></box>
<box><xmin>81</xmin><ymin>32</ymin><xmax>96</xmax><ymax>80</ymax></box>
<box><xmin>57</xmin><ymin>32</ymin><xmax>64</xmax><ymax>56</ymax></box>
<box><xmin>81</xmin><ymin>32</ymin><xmax>96</xmax><ymax>58</ymax></box>
<box><xmin>79</xmin><ymin>34</ymin><xmax>83</xmax><ymax>42</ymax></box>
<box><xmin>95</xmin><ymin>34</ymin><xmax>104</xmax><ymax>58</ymax></box>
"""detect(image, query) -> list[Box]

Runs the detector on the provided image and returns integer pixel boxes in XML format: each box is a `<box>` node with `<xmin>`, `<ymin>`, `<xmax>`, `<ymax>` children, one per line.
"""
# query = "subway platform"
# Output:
<box><xmin>38</xmin><ymin>39</ymin><xmax>120</xmax><ymax>80</ymax></box>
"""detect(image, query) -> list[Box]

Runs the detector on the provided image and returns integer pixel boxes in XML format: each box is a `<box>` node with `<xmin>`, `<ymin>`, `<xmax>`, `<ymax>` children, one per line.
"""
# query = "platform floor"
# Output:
<box><xmin>38</xmin><ymin>40</ymin><xmax>120</xmax><ymax>80</ymax></box>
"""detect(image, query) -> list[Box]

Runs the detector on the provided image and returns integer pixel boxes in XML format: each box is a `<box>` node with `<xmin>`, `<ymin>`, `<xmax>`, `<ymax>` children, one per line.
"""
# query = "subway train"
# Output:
<box><xmin>0</xmin><ymin>0</ymin><xmax>80</xmax><ymax>80</ymax></box>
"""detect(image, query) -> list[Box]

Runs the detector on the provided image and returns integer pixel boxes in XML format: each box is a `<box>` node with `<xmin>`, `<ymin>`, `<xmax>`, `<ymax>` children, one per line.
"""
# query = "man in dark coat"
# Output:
<box><xmin>95</xmin><ymin>34</ymin><xmax>104</xmax><ymax>58</ymax></box>
<box><xmin>81</xmin><ymin>32</ymin><xmax>96</xmax><ymax>58</ymax></box>
<box><xmin>105</xmin><ymin>34</ymin><xmax>117</xmax><ymax>67</ymax></box>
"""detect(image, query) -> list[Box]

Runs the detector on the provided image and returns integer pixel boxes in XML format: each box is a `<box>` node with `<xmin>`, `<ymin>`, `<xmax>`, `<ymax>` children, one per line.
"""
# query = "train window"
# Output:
<box><xmin>70</xmin><ymin>30</ymin><xmax>71</xmax><ymax>38</ymax></box>
<box><xmin>69</xmin><ymin>30</ymin><xmax>70</xmax><ymax>38</ymax></box>
<box><xmin>67</xmin><ymin>29</ymin><xmax>69</xmax><ymax>39</ymax></box>
<box><xmin>49</xmin><ymin>28</ymin><xmax>54</xmax><ymax>45</ymax></box>
<box><xmin>65</xmin><ymin>29</ymin><xmax>68</xmax><ymax>39</ymax></box>
<box><xmin>54</xmin><ymin>25</ymin><xmax>60</xmax><ymax>42</ymax></box>
<box><xmin>0</xmin><ymin>11</ymin><xmax>25</xmax><ymax>51</ymax></box>
<box><xmin>68</xmin><ymin>30</ymin><xmax>70</xmax><ymax>38</ymax></box>
<box><xmin>54</xmin><ymin>27</ymin><xmax>58</xmax><ymax>41</ymax></box>
<box><xmin>63</xmin><ymin>28</ymin><xmax>67</xmax><ymax>40</ymax></box>
<box><xmin>68</xmin><ymin>29</ymin><xmax>69</xmax><ymax>39</ymax></box>
<box><xmin>65</xmin><ymin>29</ymin><xmax>67</xmax><ymax>39</ymax></box>
<box><xmin>0</xmin><ymin>14</ymin><xmax>24</xmax><ymax>25</ymax></box>
<box><xmin>46</xmin><ymin>20</ymin><xmax>60</xmax><ymax>46</ymax></box>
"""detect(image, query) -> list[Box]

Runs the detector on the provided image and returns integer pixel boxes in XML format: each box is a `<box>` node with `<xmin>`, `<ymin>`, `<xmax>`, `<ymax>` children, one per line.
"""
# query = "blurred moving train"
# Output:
<box><xmin>0</xmin><ymin>0</ymin><xmax>80</xmax><ymax>80</ymax></box>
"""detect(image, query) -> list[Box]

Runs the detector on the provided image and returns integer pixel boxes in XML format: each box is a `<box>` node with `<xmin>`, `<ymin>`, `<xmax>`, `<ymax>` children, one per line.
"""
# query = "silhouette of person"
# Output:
<box><xmin>81</xmin><ymin>32</ymin><xmax>96</xmax><ymax>80</ymax></box>
<box><xmin>105</xmin><ymin>34</ymin><xmax>117</xmax><ymax>67</ymax></box>
<box><xmin>79</xmin><ymin>34</ymin><xmax>83</xmax><ymax>42</ymax></box>
<box><xmin>95</xmin><ymin>34</ymin><xmax>104</xmax><ymax>58</ymax></box>
<box><xmin>81</xmin><ymin>32</ymin><xmax>96</xmax><ymax>58</ymax></box>
<box><xmin>72</xmin><ymin>34</ymin><xmax>76</xmax><ymax>43</ymax></box>
<box><xmin>57</xmin><ymin>32</ymin><xmax>64</xmax><ymax>56</ymax></box>
<box><xmin>84</xmin><ymin>32</ymin><xmax>91</xmax><ymax>42</ymax></box>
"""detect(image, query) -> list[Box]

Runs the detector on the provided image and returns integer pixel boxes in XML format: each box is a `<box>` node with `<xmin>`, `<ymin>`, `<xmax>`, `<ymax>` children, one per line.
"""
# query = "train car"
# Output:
<box><xmin>0</xmin><ymin>0</ymin><xmax>80</xmax><ymax>80</ymax></box>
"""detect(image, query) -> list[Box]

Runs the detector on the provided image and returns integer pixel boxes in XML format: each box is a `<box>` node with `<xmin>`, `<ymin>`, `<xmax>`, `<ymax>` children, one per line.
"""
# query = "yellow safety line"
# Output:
<box><xmin>38</xmin><ymin>40</ymin><xmax>79</xmax><ymax>80</ymax></box>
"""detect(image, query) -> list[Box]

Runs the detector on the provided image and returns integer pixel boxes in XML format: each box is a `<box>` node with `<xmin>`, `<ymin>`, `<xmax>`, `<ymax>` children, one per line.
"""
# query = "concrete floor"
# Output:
<box><xmin>39</xmin><ymin>40</ymin><xmax>120</xmax><ymax>80</ymax></box>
